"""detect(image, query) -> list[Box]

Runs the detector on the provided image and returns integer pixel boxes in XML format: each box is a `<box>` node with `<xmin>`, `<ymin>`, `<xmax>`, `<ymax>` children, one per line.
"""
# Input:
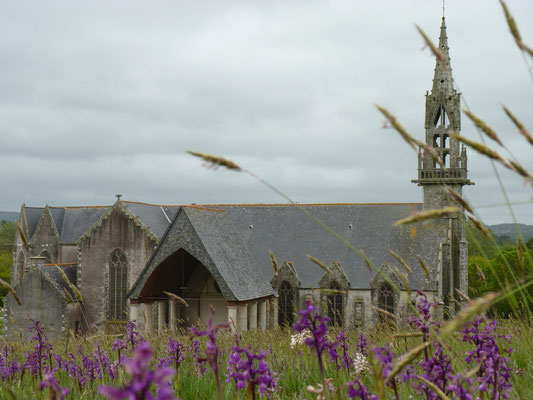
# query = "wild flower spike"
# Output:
<box><xmin>40</xmin><ymin>373</ymin><xmax>71</xmax><ymax>400</ymax></box>
<box><xmin>99</xmin><ymin>342</ymin><xmax>177</xmax><ymax>400</ymax></box>
<box><xmin>187</xmin><ymin>150</ymin><xmax>242</xmax><ymax>171</ymax></box>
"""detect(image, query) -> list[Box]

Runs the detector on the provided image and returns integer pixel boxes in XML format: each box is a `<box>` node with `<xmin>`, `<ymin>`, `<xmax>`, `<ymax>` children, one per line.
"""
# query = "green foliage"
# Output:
<box><xmin>466</xmin><ymin>220</ymin><xmax>498</xmax><ymax>258</ymax></box>
<box><xmin>469</xmin><ymin>240</ymin><xmax>533</xmax><ymax>317</ymax></box>
<box><xmin>0</xmin><ymin>220</ymin><xmax>15</xmax><ymax>305</ymax></box>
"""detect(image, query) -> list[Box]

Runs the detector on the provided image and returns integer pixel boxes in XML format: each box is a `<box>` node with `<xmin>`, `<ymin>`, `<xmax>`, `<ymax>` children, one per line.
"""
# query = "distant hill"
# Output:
<box><xmin>489</xmin><ymin>223</ymin><xmax>533</xmax><ymax>241</ymax></box>
<box><xmin>0</xmin><ymin>212</ymin><xmax>18</xmax><ymax>223</ymax></box>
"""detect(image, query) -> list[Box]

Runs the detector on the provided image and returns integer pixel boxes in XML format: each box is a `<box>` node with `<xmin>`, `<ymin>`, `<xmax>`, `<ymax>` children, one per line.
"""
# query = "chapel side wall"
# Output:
<box><xmin>78</xmin><ymin>210</ymin><xmax>157</xmax><ymax>329</ymax></box>
<box><xmin>60</xmin><ymin>244</ymin><xmax>79</xmax><ymax>264</ymax></box>
<box><xmin>5</xmin><ymin>274</ymin><xmax>67</xmax><ymax>340</ymax></box>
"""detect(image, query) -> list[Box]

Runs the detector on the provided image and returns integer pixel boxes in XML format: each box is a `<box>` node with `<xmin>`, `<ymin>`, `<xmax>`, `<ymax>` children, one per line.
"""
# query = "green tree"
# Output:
<box><xmin>0</xmin><ymin>220</ymin><xmax>15</xmax><ymax>305</ymax></box>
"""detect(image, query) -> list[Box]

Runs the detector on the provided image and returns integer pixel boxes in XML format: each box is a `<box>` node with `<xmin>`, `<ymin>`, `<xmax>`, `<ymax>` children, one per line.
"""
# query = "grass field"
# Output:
<box><xmin>0</xmin><ymin>298</ymin><xmax>529</xmax><ymax>400</ymax></box>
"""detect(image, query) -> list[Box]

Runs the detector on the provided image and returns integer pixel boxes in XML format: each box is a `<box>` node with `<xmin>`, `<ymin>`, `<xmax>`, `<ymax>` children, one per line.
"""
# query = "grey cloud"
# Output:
<box><xmin>0</xmin><ymin>0</ymin><xmax>532</xmax><ymax>226</ymax></box>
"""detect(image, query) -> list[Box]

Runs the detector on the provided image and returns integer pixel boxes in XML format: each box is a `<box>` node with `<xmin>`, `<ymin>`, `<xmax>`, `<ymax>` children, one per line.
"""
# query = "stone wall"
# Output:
<box><xmin>4</xmin><ymin>269</ymin><xmax>67</xmax><ymax>340</ymax></box>
<box><xmin>78</xmin><ymin>208</ymin><xmax>157</xmax><ymax>329</ymax></box>
<box><xmin>59</xmin><ymin>244</ymin><xmax>79</xmax><ymax>264</ymax></box>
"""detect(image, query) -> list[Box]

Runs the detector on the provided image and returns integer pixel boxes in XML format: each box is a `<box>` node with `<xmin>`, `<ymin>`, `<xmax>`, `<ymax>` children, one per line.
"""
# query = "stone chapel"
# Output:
<box><xmin>5</xmin><ymin>18</ymin><xmax>472</xmax><ymax>339</ymax></box>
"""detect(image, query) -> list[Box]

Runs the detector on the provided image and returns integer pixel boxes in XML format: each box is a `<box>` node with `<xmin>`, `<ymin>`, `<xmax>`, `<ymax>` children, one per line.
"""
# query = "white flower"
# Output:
<box><xmin>290</xmin><ymin>329</ymin><xmax>312</xmax><ymax>349</ymax></box>
<box><xmin>353</xmin><ymin>352</ymin><xmax>368</xmax><ymax>375</ymax></box>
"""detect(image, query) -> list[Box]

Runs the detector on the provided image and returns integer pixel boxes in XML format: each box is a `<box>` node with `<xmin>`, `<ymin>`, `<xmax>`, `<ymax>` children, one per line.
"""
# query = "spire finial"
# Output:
<box><xmin>443</xmin><ymin>0</ymin><xmax>445</xmax><ymax>18</ymax></box>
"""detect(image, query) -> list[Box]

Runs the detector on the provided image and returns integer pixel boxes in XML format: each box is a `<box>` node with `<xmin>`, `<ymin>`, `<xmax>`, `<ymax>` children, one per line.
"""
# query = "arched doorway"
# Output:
<box><xmin>138</xmin><ymin>248</ymin><xmax>227</xmax><ymax>329</ymax></box>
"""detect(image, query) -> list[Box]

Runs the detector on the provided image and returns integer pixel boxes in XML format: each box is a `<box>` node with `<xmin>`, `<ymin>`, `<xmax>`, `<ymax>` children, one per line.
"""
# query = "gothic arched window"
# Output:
<box><xmin>278</xmin><ymin>281</ymin><xmax>295</xmax><ymax>327</ymax></box>
<box><xmin>378</xmin><ymin>283</ymin><xmax>395</xmax><ymax>323</ymax></box>
<box><xmin>108</xmin><ymin>249</ymin><xmax>128</xmax><ymax>321</ymax></box>
<box><xmin>40</xmin><ymin>250</ymin><xmax>52</xmax><ymax>264</ymax></box>
<box><xmin>327</xmin><ymin>282</ymin><xmax>344</xmax><ymax>327</ymax></box>
<box><xmin>17</xmin><ymin>252</ymin><xmax>25</xmax><ymax>281</ymax></box>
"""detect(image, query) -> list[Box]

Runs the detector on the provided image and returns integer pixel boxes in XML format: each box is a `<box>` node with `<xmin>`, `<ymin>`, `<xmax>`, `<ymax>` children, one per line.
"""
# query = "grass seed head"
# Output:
<box><xmin>375</xmin><ymin>105</ymin><xmax>416</xmax><ymax>151</ymax></box>
<box><xmin>502</xmin><ymin>105</ymin><xmax>533</xmax><ymax>147</ymax></box>
<box><xmin>270</xmin><ymin>251</ymin><xmax>278</xmax><ymax>276</ymax></box>
<box><xmin>508</xmin><ymin>160</ymin><xmax>533</xmax><ymax>184</ymax></box>
<box><xmin>388</xmin><ymin>249</ymin><xmax>413</xmax><ymax>274</ymax></box>
<box><xmin>463</xmin><ymin>109</ymin><xmax>503</xmax><ymax>146</ymax></box>
<box><xmin>439</xmin><ymin>292</ymin><xmax>499</xmax><ymax>339</ymax></box>
<box><xmin>450</xmin><ymin>133</ymin><xmax>506</xmax><ymax>163</ymax></box>
<box><xmin>306</xmin><ymin>254</ymin><xmax>333</xmax><ymax>275</ymax></box>
<box><xmin>15</xmin><ymin>222</ymin><xmax>29</xmax><ymax>251</ymax></box>
<box><xmin>55</xmin><ymin>265</ymin><xmax>84</xmax><ymax>302</ymax></box>
<box><xmin>498</xmin><ymin>0</ymin><xmax>533</xmax><ymax>58</ymax></box>
<box><xmin>385</xmin><ymin>341</ymin><xmax>430</xmax><ymax>385</ymax></box>
<box><xmin>415</xmin><ymin>24</ymin><xmax>449</xmax><ymax>73</ymax></box>
<box><xmin>394</xmin><ymin>207</ymin><xmax>460</xmax><ymax>225</ymax></box>
<box><xmin>475</xmin><ymin>263</ymin><xmax>487</xmax><ymax>285</ymax></box>
<box><xmin>187</xmin><ymin>151</ymin><xmax>241</xmax><ymax>171</ymax></box>
<box><xmin>445</xmin><ymin>187</ymin><xmax>474</xmax><ymax>214</ymax></box>
<box><xmin>164</xmin><ymin>291</ymin><xmax>189</xmax><ymax>307</ymax></box>
<box><xmin>417</xmin><ymin>255</ymin><xmax>431</xmax><ymax>280</ymax></box>
<box><xmin>416</xmin><ymin>376</ymin><xmax>451</xmax><ymax>400</ymax></box>
<box><xmin>0</xmin><ymin>279</ymin><xmax>22</xmax><ymax>306</ymax></box>
<box><xmin>467</xmin><ymin>215</ymin><xmax>491</xmax><ymax>238</ymax></box>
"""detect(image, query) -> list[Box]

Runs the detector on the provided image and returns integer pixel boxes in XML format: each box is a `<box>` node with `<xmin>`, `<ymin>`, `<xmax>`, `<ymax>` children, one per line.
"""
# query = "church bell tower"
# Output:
<box><xmin>413</xmin><ymin>17</ymin><xmax>473</xmax><ymax>209</ymax></box>
<box><xmin>413</xmin><ymin>17</ymin><xmax>473</xmax><ymax>317</ymax></box>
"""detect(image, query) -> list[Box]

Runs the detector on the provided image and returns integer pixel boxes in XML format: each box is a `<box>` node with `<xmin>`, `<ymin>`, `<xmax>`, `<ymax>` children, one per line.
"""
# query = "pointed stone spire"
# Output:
<box><xmin>413</xmin><ymin>17</ymin><xmax>472</xmax><ymax>210</ymax></box>
<box><xmin>432</xmin><ymin>17</ymin><xmax>453</xmax><ymax>94</ymax></box>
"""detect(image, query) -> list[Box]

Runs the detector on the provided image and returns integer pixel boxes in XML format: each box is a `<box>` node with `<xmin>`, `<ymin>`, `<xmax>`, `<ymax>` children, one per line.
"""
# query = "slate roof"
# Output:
<box><xmin>184</xmin><ymin>206</ymin><xmax>275</xmax><ymax>300</ymax></box>
<box><xmin>60</xmin><ymin>207</ymin><xmax>109</xmax><ymax>243</ymax></box>
<box><xmin>121</xmin><ymin>202</ymin><xmax>179</xmax><ymax>239</ymax></box>
<box><xmin>42</xmin><ymin>264</ymin><xmax>79</xmax><ymax>301</ymax></box>
<box><xmin>24</xmin><ymin>207</ymin><xmax>44</xmax><ymax>238</ymax></box>
<box><xmin>22</xmin><ymin>200</ymin><xmax>446</xmax><ymax>298</ymax></box>
<box><xmin>213</xmin><ymin>203</ymin><xmax>445</xmax><ymax>291</ymax></box>
<box><xmin>49</xmin><ymin>208</ymin><xmax>66</xmax><ymax>237</ymax></box>
<box><xmin>130</xmin><ymin>202</ymin><xmax>446</xmax><ymax>302</ymax></box>
<box><xmin>21</xmin><ymin>202</ymin><xmax>180</xmax><ymax>244</ymax></box>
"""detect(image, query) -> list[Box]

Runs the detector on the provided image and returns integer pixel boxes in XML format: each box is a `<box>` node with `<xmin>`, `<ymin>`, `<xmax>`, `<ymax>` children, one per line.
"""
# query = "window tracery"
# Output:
<box><xmin>108</xmin><ymin>249</ymin><xmax>128</xmax><ymax>320</ymax></box>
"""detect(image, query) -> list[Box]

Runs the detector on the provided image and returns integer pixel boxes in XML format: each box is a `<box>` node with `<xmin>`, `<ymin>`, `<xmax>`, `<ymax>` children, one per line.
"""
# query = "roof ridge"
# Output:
<box><xmin>121</xmin><ymin>200</ymin><xmax>180</xmax><ymax>207</ymax></box>
<box><xmin>65</xmin><ymin>205</ymin><xmax>110</xmax><ymax>209</ymax></box>
<box><xmin>182</xmin><ymin>205</ymin><xmax>225</xmax><ymax>212</ymax></box>
<box><xmin>200</xmin><ymin>202</ymin><xmax>422</xmax><ymax>207</ymax></box>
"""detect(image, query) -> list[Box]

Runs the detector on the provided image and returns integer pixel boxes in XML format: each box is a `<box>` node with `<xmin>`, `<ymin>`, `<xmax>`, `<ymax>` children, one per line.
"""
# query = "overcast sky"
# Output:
<box><xmin>1</xmin><ymin>0</ymin><xmax>532</xmax><ymax>225</ymax></box>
